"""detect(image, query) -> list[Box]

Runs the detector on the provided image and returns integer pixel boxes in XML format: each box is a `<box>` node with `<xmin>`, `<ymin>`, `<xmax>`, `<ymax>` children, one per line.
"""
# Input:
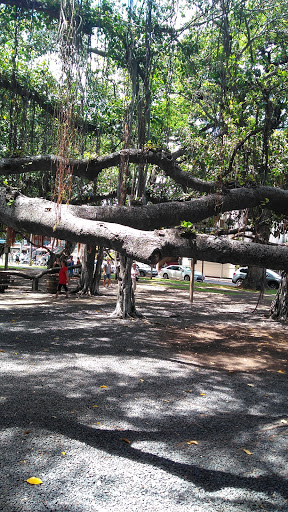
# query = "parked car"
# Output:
<box><xmin>159</xmin><ymin>265</ymin><xmax>205</xmax><ymax>282</ymax></box>
<box><xmin>182</xmin><ymin>266</ymin><xmax>205</xmax><ymax>282</ymax></box>
<box><xmin>232</xmin><ymin>267</ymin><xmax>281</xmax><ymax>288</ymax></box>
<box><xmin>136</xmin><ymin>262</ymin><xmax>158</xmax><ymax>277</ymax></box>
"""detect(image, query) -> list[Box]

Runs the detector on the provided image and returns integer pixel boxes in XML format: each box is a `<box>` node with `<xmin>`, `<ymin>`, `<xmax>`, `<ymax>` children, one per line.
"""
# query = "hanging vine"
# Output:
<box><xmin>53</xmin><ymin>0</ymin><xmax>86</xmax><ymax>226</ymax></box>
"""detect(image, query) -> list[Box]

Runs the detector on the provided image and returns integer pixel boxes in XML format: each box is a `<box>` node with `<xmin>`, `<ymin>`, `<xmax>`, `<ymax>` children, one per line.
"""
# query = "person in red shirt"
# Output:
<box><xmin>55</xmin><ymin>259</ymin><xmax>70</xmax><ymax>298</ymax></box>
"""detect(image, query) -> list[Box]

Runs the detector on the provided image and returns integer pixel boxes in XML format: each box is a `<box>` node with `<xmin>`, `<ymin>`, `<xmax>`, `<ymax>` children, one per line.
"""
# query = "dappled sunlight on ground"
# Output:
<box><xmin>0</xmin><ymin>279</ymin><xmax>288</xmax><ymax>511</ymax></box>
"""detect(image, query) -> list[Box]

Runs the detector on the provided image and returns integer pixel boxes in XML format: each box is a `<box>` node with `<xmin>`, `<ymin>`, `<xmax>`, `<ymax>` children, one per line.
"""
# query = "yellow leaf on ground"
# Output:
<box><xmin>100</xmin><ymin>385</ymin><xmax>107</xmax><ymax>388</ymax></box>
<box><xmin>200</xmin><ymin>393</ymin><xmax>206</xmax><ymax>396</ymax></box>
<box><xmin>243</xmin><ymin>449</ymin><xmax>253</xmax><ymax>455</ymax></box>
<box><xmin>26</xmin><ymin>477</ymin><xmax>43</xmax><ymax>485</ymax></box>
<box><xmin>92</xmin><ymin>405</ymin><xmax>98</xmax><ymax>408</ymax></box>
<box><xmin>187</xmin><ymin>440</ymin><xmax>198</xmax><ymax>445</ymax></box>
<box><xmin>278</xmin><ymin>370</ymin><xmax>285</xmax><ymax>374</ymax></box>
<box><xmin>61</xmin><ymin>451</ymin><xmax>66</xmax><ymax>455</ymax></box>
<box><xmin>122</xmin><ymin>438</ymin><xmax>131</xmax><ymax>444</ymax></box>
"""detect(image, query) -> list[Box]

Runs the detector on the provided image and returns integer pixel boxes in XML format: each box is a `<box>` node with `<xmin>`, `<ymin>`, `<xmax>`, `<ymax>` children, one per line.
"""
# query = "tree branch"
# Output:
<box><xmin>0</xmin><ymin>188</ymin><xmax>288</xmax><ymax>270</ymax></box>
<box><xmin>71</xmin><ymin>186</ymin><xmax>288</xmax><ymax>229</ymax></box>
<box><xmin>0</xmin><ymin>151</ymin><xmax>217</xmax><ymax>193</ymax></box>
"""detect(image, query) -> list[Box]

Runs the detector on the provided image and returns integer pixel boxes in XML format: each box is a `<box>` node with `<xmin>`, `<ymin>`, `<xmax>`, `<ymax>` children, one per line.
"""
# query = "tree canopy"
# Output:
<box><xmin>0</xmin><ymin>0</ymin><xmax>288</xmax><ymax>272</ymax></box>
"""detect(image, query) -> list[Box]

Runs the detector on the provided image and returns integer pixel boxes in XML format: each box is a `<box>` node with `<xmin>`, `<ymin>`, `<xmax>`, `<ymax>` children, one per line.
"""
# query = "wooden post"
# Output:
<box><xmin>189</xmin><ymin>258</ymin><xmax>195</xmax><ymax>302</ymax></box>
<box><xmin>32</xmin><ymin>277</ymin><xmax>39</xmax><ymax>291</ymax></box>
<box><xmin>4</xmin><ymin>246</ymin><xmax>9</xmax><ymax>270</ymax></box>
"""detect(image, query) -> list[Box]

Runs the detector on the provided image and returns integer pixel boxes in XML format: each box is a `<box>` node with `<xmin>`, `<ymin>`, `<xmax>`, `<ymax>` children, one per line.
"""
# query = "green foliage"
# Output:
<box><xmin>0</xmin><ymin>0</ymin><xmax>287</xmax><ymax>217</ymax></box>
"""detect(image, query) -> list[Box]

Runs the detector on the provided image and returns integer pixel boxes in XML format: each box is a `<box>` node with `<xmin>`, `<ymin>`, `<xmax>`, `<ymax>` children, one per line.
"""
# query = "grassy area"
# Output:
<box><xmin>141</xmin><ymin>276</ymin><xmax>277</xmax><ymax>297</ymax></box>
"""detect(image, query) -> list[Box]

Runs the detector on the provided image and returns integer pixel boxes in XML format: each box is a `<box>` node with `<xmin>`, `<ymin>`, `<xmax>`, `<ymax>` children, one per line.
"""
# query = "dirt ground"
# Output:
<box><xmin>135</xmin><ymin>283</ymin><xmax>288</xmax><ymax>374</ymax></box>
<box><xmin>2</xmin><ymin>274</ymin><xmax>288</xmax><ymax>375</ymax></box>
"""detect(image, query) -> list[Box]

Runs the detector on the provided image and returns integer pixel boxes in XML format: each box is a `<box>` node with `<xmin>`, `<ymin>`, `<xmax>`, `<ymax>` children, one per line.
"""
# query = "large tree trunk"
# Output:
<box><xmin>270</xmin><ymin>273</ymin><xmax>288</xmax><ymax>321</ymax></box>
<box><xmin>77</xmin><ymin>244</ymin><xmax>96</xmax><ymax>295</ymax></box>
<box><xmin>112</xmin><ymin>255</ymin><xmax>139</xmax><ymax>318</ymax></box>
<box><xmin>242</xmin><ymin>209</ymin><xmax>271</xmax><ymax>290</ymax></box>
<box><xmin>91</xmin><ymin>246</ymin><xmax>103</xmax><ymax>295</ymax></box>
<box><xmin>242</xmin><ymin>266</ymin><xmax>266</xmax><ymax>290</ymax></box>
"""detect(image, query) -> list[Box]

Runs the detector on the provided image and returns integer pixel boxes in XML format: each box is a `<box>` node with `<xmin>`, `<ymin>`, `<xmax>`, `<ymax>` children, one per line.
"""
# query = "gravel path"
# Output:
<box><xmin>0</xmin><ymin>281</ymin><xmax>287</xmax><ymax>512</ymax></box>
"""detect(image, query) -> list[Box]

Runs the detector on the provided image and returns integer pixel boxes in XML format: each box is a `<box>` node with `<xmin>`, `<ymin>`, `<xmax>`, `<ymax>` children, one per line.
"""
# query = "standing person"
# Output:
<box><xmin>131</xmin><ymin>261</ymin><xmax>139</xmax><ymax>292</ymax></box>
<box><xmin>103</xmin><ymin>258</ymin><xmax>112</xmax><ymax>288</ymax></box>
<box><xmin>67</xmin><ymin>255</ymin><xmax>74</xmax><ymax>278</ymax></box>
<box><xmin>53</xmin><ymin>256</ymin><xmax>61</xmax><ymax>268</ymax></box>
<box><xmin>75</xmin><ymin>257</ymin><xmax>81</xmax><ymax>275</ymax></box>
<box><xmin>56</xmin><ymin>260</ymin><xmax>69</xmax><ymax>298</ymax></box>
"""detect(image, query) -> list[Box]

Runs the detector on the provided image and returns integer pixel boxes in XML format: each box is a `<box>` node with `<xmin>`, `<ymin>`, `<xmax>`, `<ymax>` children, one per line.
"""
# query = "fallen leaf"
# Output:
<box><xmin>163</xmin><ymin>400</ymin><xmax>170</xmax><ymax>402</ymax></box>
<box><xmin>278</xmin><ymin>370</ymin><xmax>285</xmax><ymax>374</ymax></box>
<box><xmin>24</xmin><ymin>430</ymin><xmax>31</xmax><ymax>434</ymax></box>
<box><xmin>243</xmin><ymin>449</ymin><xmax>253</xmax><ymax>455</ymax></box>
<box><xmin>61</xmin><ymin>451</ymin><xmax>66</xmax><ymax>455</ymax></box>
<box><xmin>0</xmin><ymin>349</ymin><xmax>5</xmax><ymax>353</ymax></box>
<box><xmin>26</xmin><ymin>477</ymin><xmax>43</xmax><ymax>485</ymax></box>
<box><xmin>122</xmin><ymin>438</ymin><xmax>131</xmax><ymax>444</ymax></box>
<box><xmin>247</xmin><ymin>384</ymin><xmax>255</xmax><ymax>387</ymax></box>
<box><xmin>139</xmin><ymin>379</ymin><xmax>144</xmax><ymax>382</ymax></box>
<box><xmin>200</xmin><ymin>393</ymin><xmax>206</xmax><ymax>396</ymax></box>
<box><xmin>92</xmin><ymin>405</ymin><xmax>98</xmax><ymax>408</ymax></box>
<box><xmin>187</xmin><ymin>440</ymin><xmax>198</xmax><ymax>445</ymax></box>
<box><xmin>100</xmin><ymin>385</ymin><xmax>107</xmax><ymax>388</ymax></box>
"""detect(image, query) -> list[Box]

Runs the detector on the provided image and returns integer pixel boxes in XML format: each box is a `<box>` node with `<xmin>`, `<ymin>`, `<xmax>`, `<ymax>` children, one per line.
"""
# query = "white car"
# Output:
<box><xmin>136</xmin><ymin>262</ymin><xmax>158</xmax><ymax>277</ymax></box>
<box><xmin>159</xmin><ymin>265</ymin><xmax>205</xmax><ymax>282</ymax></box>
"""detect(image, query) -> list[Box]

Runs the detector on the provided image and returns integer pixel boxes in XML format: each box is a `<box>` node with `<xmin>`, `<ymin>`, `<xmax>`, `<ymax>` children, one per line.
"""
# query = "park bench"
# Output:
<box><xmin>0</xmin><ymin>273</ymin><xmax>11</xmax><ymax>293</ymax></box>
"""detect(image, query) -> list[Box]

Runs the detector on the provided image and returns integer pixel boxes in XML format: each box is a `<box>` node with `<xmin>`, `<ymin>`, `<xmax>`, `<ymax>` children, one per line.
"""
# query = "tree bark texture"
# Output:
<box><xmin>78</xmin><ymin>244</ymin><xmax>96</xmax><ymax>295</ymax></box>
<box><xmin>242</xmin><ymin>266</ymin><xmax>266</xmax><ymax>291</ymax></box>
<box><xmin>91</xmin><ymin>246</ymin><xmax>104</xmax><ymax>295</ymax></box>
<box><xmin>112</xmin><ymin>255</ymin><xmax>137</xmax><ymax>318</ymax></box>
<box><xmin>1</xmin><ymin>188</ymin><xmax>288</xmax><ymax>271</ymax></box>
<box><xmin>270</xmin><ymin>273</ymin><xmax>288</xmax><ymax>321</ymax></box>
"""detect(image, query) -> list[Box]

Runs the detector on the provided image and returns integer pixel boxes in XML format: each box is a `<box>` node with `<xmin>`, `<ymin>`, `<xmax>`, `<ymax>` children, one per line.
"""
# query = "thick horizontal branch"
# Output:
<box><xmin>1</xmin><ymin>184</ymin><xmax>288</xmax><ymax>234</ymax></box>
<box><xmin>0</xmin><ymin>151</ymin><xmax>217</xmax><ymax>193</ymax></box>
<box><xmin>0</xmin><ymin>188</ymin><xmax>288</xmax><ymax>270</ymax></box>
<box><xmin>72</xmin><ymin>185</ymin><xmax>288</xmax><ymax>229</ymax></box>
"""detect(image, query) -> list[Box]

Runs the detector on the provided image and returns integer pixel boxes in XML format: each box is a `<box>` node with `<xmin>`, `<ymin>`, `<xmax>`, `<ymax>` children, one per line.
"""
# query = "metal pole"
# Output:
<box><xmin>189</xmin><ymin>258</ymin><xmax>195</xmax><ymax>302</ymax></box>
